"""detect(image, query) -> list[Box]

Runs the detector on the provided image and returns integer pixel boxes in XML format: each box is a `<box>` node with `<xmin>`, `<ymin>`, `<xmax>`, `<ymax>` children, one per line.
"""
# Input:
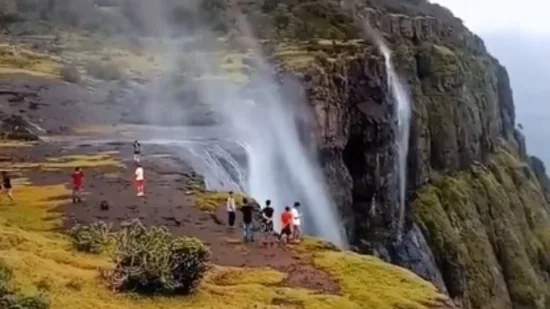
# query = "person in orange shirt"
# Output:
<box><xmin>279</xmin><ymin>206</ymin><xmax>293</xmax><ymax>245</ymax></box>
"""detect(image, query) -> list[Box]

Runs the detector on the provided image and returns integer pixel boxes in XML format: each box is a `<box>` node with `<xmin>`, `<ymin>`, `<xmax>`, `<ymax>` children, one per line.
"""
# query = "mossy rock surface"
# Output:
<box><xmin>413</xmin><ymin>149</ymin><xmax>550</xmax><ymax>309</ymax></box>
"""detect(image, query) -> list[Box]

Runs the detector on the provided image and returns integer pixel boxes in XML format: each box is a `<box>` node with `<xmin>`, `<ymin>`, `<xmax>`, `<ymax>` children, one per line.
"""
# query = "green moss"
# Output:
<box><xmin>416</xmin><ymin>43</ymin><xmax>461</xmax><ymax>83</ymax></box>
<box><xmin>313</xmin><ymin>251</ymin><xmax>445</xmax><ymax>309</ymax></box>
<box><xmin>413</xmin><ymin>148</ymin><xmax>550</xmax><ymax>309</ymax></box>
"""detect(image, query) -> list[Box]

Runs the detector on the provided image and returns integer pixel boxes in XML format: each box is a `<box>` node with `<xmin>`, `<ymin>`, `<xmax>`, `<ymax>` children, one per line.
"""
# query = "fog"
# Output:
<box><xmin>122</xmin><ymin>2</ymin><xmax>347</xmax><ymax>246</ymax></box>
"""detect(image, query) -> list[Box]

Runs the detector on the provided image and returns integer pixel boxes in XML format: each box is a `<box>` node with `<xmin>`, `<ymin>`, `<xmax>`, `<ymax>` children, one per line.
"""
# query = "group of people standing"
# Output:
<box><xmin>71</xmin><ymin>140</ymin><xmax>144</xmax><ymax>203</ymax></box>
<box><xmin>70</xmin><ymin>140</ymin><xmax>307</xmax><ymax>246</ymax></box>
<box><xmin>226</xmin><ymin>191</ymin><xmax>303</xmax><ymax>246</ymax></box>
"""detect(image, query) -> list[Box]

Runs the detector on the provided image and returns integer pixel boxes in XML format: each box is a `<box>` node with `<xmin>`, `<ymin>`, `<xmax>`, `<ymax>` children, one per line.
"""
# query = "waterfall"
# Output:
<box><xmin>371</xmin><ymin>35</ymin><xmax>412</xmax><ymax>242</ymax></box>
<box><xmin>118</xmin><ymin>3</ymin><xmax>348</xmax><ymax>247</ymax></box>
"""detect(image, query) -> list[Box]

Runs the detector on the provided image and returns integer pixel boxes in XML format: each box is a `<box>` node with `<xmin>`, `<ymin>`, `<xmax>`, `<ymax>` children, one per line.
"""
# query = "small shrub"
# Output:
<box><xmin>0</xmin><ymin>259</ymin><xmax>49</xmax><ymax>309</ymax></box>
<box><xmin>0</xmin><ymin>260</ymin><xmax>12</xmax><ymax>294</ymax></box>
<box><xmin>65</xmin><ymin>278</ymin><xmax>83</xmax><ymax>291</ymax></box>
<box><xmin>8</xmin><ymin>294</ymin><xmax>49</xmax><ymax>309</ymax></box>
<box><xmin>85</xmin><ymin>60</ymin><xmax>123</xmax><ymax>80</ymax></box>
<box><xmin>69</xmin><ymin>221</ymin><xmax>112</xmax><ymax>254</ymax></box>
<box><xmin>60</xmin><ymin>64</ymin><xmax>81</xmax><ymax>84</ymax></box>
<box><xmin>108</xmin><ymin>220</ymin><xmax>211</xmax><ymax>294</ymax></box>
<box><xmin>34</xmin><ymin>277</ymin><xmax>51</xmax><ymax>291</ymax></box>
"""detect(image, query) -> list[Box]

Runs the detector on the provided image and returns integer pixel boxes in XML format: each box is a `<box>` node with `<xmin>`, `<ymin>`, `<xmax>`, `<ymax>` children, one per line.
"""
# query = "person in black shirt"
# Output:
<box><xmin>240</xmin><ymin>198</ymin><xmax>255</xmax><ymax>243</ymax></box>
<box><xmin>1</xmin><ymin>171</ymin><xmax>13</xmax><ymax>202</ymax></box>
<box><xmin>261</xmin><ymin>200</ymin><xmax>275</xmax><ymax>247</ymax></box>
<box><xmin>133</xmin><ymin>140</ymin><xmax>141</xmax><ymax>163</ymax></box>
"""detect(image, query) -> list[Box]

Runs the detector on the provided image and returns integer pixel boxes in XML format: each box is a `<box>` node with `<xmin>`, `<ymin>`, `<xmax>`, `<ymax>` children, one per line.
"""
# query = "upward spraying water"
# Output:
<box><xmin>134</xmin><ymin>4</ymin><xmax>347</xmax><ymax>247</ymax></box>
<box><xmin>367</xmin><ymin>28</ymin><xmax>412</xmax><ymax>241</ymax></box>
<box><xmin>217</xmin><ymin>13</ymin><xmax>347</xmax><ymax>246</ymax></box>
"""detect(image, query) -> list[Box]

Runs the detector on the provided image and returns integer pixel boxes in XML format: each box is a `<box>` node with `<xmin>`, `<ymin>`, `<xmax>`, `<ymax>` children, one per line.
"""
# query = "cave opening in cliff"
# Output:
<box><xmin>343</xmin><ymin>134</ymin><xmax>367</xmax><ymax>186</ymax></box>
<box><xmin>342</xmin><ymin>128</ymin><xmax>378</xmax><ymax>246</ymax></box>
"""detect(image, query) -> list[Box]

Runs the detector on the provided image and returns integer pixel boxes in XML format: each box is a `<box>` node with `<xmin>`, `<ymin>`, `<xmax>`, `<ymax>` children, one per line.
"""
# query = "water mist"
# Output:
<box><xmin>136</xmin><ymin>3</ymin><xmax>347</xmax><ymax>247</ymax></box>
<box><xmin>363</xmin><ymin>24</ymin><xmax>412</xmax><ymax>241</ymax></box>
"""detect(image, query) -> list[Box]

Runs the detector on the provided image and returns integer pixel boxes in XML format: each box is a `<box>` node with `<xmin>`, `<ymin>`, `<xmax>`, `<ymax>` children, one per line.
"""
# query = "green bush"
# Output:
<box><xmin>108</xmin><ymin>220</ymin><xmax>211</xmax><ymax>294</ymax></box>
<box><xmin>69</xmin><ymin>221</ymin><xmax>113</xmax><ymax>254</ymax></box>
<box><xmin>0</xmin><ymin>260</ymin><xmax>12</xmax><ymax>295</ymax></box>
<box><xmin>3</xmin><ymin>294</ymin><xmax>49</xmax><ymax>309</ymax></box>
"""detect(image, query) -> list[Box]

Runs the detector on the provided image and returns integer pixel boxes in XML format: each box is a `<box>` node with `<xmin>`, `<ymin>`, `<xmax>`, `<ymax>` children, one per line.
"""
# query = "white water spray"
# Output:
<box><xmin>369</xmin><ymin>31</ymin><xmax>412</xmax><ymax>241</ymax></box>
<box><xmin>132</xmin><ymin>5</ymin><xmax>347</xmax><ymax>247</ymax></box>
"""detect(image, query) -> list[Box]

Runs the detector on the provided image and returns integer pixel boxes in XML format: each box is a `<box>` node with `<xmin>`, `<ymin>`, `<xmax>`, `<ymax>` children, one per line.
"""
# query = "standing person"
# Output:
<box><xmin>134</xmin><ymin>163</ymin><xmax>145</xmax><ymax>197</ymax></box>
<box><xmin>1</xmin><ymin>171</ymin><xmax>13</xmax><ymax>202</ymax></box>
<box><xmin>261</xmin><ymin>199</ymin><xmax>275</xmax><ymax>247</ymax></box>
<box><xmin>279</xmin><ymin>206</ymin><xmax>293</xmax><ymax>245</ymax></box>
<box><xmin>133</xmin><ymin>140</ymin><xmax>141</xmax><ymax>163</ymax></box>
<box><xmin>240</xmin><ymin>197</ymin><xmax>255</xmax><ymax>243</ymax></box>
<box><xmin>291</xmin><ymin>202</ymin><xmax>302</xmax><ymax>243</ymax></box>
<box><xmin>226</xmin><ymin>191</ymin><xmax>236</xmax><ymax>228</ymax></box>
<box><xmin>71</xmin><ymin>167</ymin><xmax>84</xmax><ymax>203</ymax></box>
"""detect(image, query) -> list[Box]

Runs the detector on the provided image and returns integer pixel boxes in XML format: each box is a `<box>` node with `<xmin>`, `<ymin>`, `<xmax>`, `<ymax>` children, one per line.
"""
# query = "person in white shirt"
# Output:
<box><xmin>134</xmin><ymin>163</ymin><xmax>145</xmax><ymax>197</ymax></box>
<box><xmin>291</xmin><ymin>201</ymin><xmax>302</xmax><ymax>242</ymax></box>
<box><xmin>226</xmin><ymin>191</ymin><xmax>236</xmax><ymax>228</ymax></box>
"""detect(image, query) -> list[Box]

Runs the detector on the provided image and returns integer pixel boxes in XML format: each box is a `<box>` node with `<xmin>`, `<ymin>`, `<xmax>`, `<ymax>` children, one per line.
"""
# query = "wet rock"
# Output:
<box><xmin>391</xmin><ymin>224</ymin><xmax>448</xmax><ymax>294</ymax></box>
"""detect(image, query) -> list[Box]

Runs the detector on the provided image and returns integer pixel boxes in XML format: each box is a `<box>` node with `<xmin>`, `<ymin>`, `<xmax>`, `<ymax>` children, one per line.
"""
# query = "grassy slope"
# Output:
<box><xmin>0</xmin><ymin>143</ymin><xmax>448</xmax><ymax>309</ymax></box>
<box><xmin>413</xmin><ymin>148</ymin><xmax>550</xmax><ymax>309</ymax></box>
<box><xmin>0</xmin><ymin>44</ymin><xmax>62</xmax><ymax>78</ymax></box>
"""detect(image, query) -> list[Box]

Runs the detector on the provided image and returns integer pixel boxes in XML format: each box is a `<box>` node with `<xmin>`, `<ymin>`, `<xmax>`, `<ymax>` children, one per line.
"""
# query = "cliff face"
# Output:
<box><xmin>273</xmin><ymin>2</ymin><xmax>550</xmax><ymax>309</ymax></box>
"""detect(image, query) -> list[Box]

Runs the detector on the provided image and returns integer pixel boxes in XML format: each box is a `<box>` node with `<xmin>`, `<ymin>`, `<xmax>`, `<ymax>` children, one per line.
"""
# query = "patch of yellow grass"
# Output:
<box><xmin>275</xmin><ymin>48</ymin><xmax>315</xmax><ymax>69</ymax></box>
<box><xmin>44</xmin><ymin>152</ymin><xmax>121</xmax><ymax>167</ymax></box>
<box><xmin>0</xmin><ymin>179</ymin><xmax>69</xmax><ymax>231</ymax></box>
<box><xmin>64</xmin><ymin>45</ymin><xmax>168</xmax><ymax>77</ymax></box>
<box><xmin>209</xmin><ymin>266</ymin><xmax>285</xmax><ymax>286</ymax></box>
<box><xmin>72</xmin><ymin>124</ymin><xmax>139</xmax><ymax>136</ymax></box>
<box><xmin>190</xmin><ymin>189</ymin><xmax>249</xmax><ymax>213</ymax></box>
<box><xmin>0</xmin><ymin>152</ymin><xmax>122</xmax><ymax>172</ymax></box>
<box><xmin>0</xmin><ymin>139</ymin><xmax>38</xmax><ymax>147</ymax></box>
<box><xmin>0</xmin><ymin>44</ymin><xmax>62</xmax><ymax>77</ymax></box>
<box><xmin>0</xmin><ymin>152</ymin><xmax>122</xmax><ymax>230</ymax></box>
<box><xmin>314</xmin><ymin>251</ymin><xmax>445</xmax><ymax>309</ymax></box>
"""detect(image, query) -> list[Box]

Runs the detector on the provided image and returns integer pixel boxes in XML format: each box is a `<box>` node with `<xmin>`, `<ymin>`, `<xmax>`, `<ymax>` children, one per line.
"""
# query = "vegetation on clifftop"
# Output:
<box><xmin>413</xmin><ymin>149</ymin><xmax>550</xmax><ymax>309</ymax></box>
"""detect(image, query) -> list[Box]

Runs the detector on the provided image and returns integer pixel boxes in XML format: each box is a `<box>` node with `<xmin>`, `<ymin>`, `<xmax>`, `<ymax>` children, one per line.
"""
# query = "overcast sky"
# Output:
<box><xmin>431</xmin><ymin>0</ymin><xmax>550</xmax><ymax>34</ymax></box>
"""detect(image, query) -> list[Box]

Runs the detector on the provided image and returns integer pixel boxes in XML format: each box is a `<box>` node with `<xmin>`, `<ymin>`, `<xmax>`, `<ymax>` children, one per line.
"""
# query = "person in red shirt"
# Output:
<box><xmin>71</xmin><ymin>167</ymin><xmax>84</xmax><ymax>203</ymax></box>
<box><xmin>279</xmin><ymin>206</ymin><xmax>293</xmax><ymax>245</ymax></box>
